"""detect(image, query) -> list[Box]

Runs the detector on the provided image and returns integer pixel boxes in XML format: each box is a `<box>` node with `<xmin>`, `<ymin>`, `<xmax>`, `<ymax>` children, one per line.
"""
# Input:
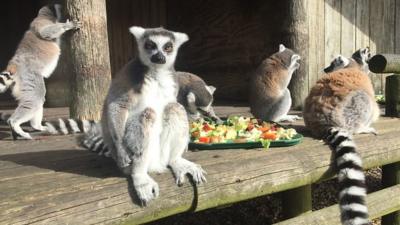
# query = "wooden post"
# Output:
<box><xmin>382</xmin><ymin>163</ymin><xmax>400</xmax><ymax>225</ymax></box>
<box><xmin>369</xmin><ymin>54</ymin><xmax>400</xmax><ymax>74</ymax></box>
<box><xmin>282</xmin><ymin>185</ymin><xmax>312</xmax><ymax>219</ymax></box>
<box><xmin>286</xmin><ymin>0</ymin><xmax>309</xmax><ymax>109</ymax></box>
<box><xmin>66</xmin><ymin>0</ymin><xmax>112</xmax><ymax>120</ymax></box>
<box><xmin>385</xmin><ymin>75</ymin><xmax>400</xmax><ymax>117</ymax></box>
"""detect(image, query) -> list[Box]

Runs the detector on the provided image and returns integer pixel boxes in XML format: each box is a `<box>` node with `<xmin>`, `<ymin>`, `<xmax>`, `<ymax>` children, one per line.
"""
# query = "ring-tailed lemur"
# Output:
<box><xmin>176</xmin><ymin>71</ymin><xmax>221</xmax><ymax>122</ymax></box>
<box><xmin>0</xmin><ymin>4</ymin><xmax>81</xmax><ymax>140</ymax></box>
<box><xmin>249</xmin><ymin>44</ymin><xmax>301</xmax><ymax>122</ymax></box>
<box><xmin>304</xmin><ymin>66</ymin><xmax>379</xmax><ymax>225</ymax></box>
<box><xmin>324</xmin><ymin>47</ymin><xmax>371</xmax><ymax>74</ymax></box>
<box><xmin>82</xmin><ymin>26</ymin><xmax>206</xmax><ymax>206</ymax></box>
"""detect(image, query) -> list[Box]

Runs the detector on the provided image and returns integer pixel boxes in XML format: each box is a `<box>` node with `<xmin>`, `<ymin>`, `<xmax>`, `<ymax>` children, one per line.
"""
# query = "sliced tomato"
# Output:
<box><xmin>198</xmin><ymin>136</ymin><xmax>211</xmax><ymax>143</ymax></box>
<box><xmin>262</xmin><ymin>132</ymin><xmax>277</xmax><ymax>140</ymax></box>
<box><xmin>203</xmin><ymin>123</ymin><xmax>213</xmax><ymax>132</ymax></box>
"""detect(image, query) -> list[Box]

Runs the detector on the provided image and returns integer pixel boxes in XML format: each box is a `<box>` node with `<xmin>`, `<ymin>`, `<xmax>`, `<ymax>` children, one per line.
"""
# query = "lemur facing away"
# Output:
<box><xmin>82</xmin><ymin>26</ymin><xmax>206</xmax><ymax>206</ymax></box>
<box><xmin>324</xmin><ymin>47</ymin><xmax>371</xmax><ymax>74</ymax></box>
<box><xmin>176</xmin><ymin>71</ymin><xmax>221</xmax><ymax>122</ymax></box>
<box><xmin>303</xmin><ymin>65</ymin><xmax>379</xmax><ymax>224</ymax></box>
<box><xmin>0</xmin><ymin>4</ymin><xmax>81</xmax><ymax>140</ymax></box>
<box><xmin>249</xmin><ymin>44</ymin><xmax>301</xmax><ymax>122</ymax></box>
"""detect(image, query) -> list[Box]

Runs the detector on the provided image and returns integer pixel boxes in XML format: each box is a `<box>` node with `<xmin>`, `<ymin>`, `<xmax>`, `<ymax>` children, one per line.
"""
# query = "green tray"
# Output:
<box><xmin>189</xmin><ymin>133</ymin><xmax>303</xmax><ymax>150</ymax></box>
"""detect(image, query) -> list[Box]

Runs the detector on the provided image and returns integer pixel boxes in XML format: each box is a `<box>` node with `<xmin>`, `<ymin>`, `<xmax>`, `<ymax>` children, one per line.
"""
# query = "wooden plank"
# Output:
<box><xmin>397</xmin><ymin>0</ymin><xmax>400</xmax><ymax>54</ymax></box>
<box><xmin>355</xmin><ymin>0</ymin><xmax>370</xmax><ymax>50</ymax></box>
<box><xmin>341</xmin><ymin>0</ymin><xmax>356</xmax><ymax>56</ymax></box>
<box><xmin>282</xmin><ymin>185</ymin><xmax>312</xmax><ymax>219</ymax></box>
<box><xmin>308</xmin><ymin>0</ymin><xmax>325</xmax><ymax>87</ymax></box>
<box><xmin>275</xmin><ymin>184</ymin><xmax>400</xmax><ymax>225</ymax></box>
<box><xmin>1</xmin><ymin>109</ymin><xmax>400</xmax><ymax>224</ymax></box>
<box><xmin>324</xmin><ymin>0</ymin><xmax>342</xmax><ymax>66</ymax></box>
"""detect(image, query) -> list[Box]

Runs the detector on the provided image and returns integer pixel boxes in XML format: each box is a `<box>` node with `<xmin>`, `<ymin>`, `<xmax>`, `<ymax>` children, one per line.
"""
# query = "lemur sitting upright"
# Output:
<box><xmin>303</xmin><ymin>63</ymin><xmax>379</xmax><ymax>224</ymax></box>
<box><xmin>324</xmin><ymin>47</ymin><xmax>371</xmax><ymax>74</ymax></box>
<box><xmin>0</xmin><ymin>4</ymin><xmax>81</xmax><ymax>140</ymax></box>
<box><xmin>82</xmin><ymin>26</ymin><xmax>206</xmax><ymax>206</ymax></box>
<box><xmin>249</xmin><ymin>44</ymin><xmax>301</xmax><ymax>122</ymax></box>
<box><xmin>176</xmin><ymin>71</ymin><xmax>221</xmax><ymax>122</ymax></box>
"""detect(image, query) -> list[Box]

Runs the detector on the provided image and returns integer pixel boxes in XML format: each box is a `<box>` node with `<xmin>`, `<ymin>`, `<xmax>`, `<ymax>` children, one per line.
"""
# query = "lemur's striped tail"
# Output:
<box><xmin>44</xmin><ymin>118</ymin><xmax>95</xmax><ymax>135</ymax></box>
<box><xmin>80</xmin><ymin>122</ymin><xmax>110</xmax><ymax>157</ymax></box>
<box><xmin>326</xmin><ymin>128</ymin><xmax>369</xmax><ymax>225</ymax></box>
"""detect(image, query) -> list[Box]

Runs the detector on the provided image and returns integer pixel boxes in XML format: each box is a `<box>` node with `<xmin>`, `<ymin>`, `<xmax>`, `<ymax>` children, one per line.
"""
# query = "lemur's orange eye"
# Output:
<box><xmin>163</xmin><ymin>42</ymin><xmax>173</xmax><ymax>53</ymax></box>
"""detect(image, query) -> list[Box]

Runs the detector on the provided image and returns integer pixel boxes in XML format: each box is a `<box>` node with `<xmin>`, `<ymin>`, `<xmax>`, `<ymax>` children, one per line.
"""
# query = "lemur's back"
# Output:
<box><xmin>304</xmin><ymin>68</ymin><xmax>379</xmax><ymax>137</ymax></box>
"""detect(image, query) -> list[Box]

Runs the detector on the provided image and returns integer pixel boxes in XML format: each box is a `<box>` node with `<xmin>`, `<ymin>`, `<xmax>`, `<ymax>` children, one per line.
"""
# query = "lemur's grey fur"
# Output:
<box><xmin>249</xmin><ymin>44</ymin><xmax>301</xmax><ymax>122</ymax></box>
<box><xmin>0</xmin><ymin>4</ymin><xmax>81</xmax><ymax>140</ymax></box>
<box><xmin>176</xmin><ymin>71</ymin><xmax>221</xmax><ymax>122</ymax></box>
<box><xmin>324</xmin><ymin>47</ymin><xmax>371</xmax><ymax>74</ymax></box>
<box><xmin>82</xmin><ymin>26</ymin><xmax>206</xmax><ymax>206</ymax></box>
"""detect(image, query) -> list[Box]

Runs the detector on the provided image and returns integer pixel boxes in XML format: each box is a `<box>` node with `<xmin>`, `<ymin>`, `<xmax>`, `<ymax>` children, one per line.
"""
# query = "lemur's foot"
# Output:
<box><xmin>356</xmin><ymin>127</ymin><xmax>378</xmax><ymax>135</ymax></box>
<box><xmin>8</xmin><ymin>121</ymin><xmax>32</xmax><ymax>140</ymax></box>
<box><xmin>170</xmin><ymin>158</ymin><xmax>207</xmax><ymax>186</ymax></box>
<box><xmin>31</xmin><ymin>125</ymin><xmax>47</xmax><ymax>132</ymax></box>
<box><xmin>65</xmin><ymin>19</ymin><xmax>82</xmax><ymax>30</ymax></box>
<box><xmin>132</xmin><ymin>174</ymin><xmax>159</xmax><ymax>206</ymax></box>
<box><xmin>277</xmin><ymin>115</ymin><xmax>302</xmax><ymax>122</ymax></box>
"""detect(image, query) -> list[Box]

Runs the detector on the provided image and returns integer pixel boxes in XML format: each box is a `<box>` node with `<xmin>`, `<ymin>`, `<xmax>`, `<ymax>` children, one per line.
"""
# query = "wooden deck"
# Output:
<box><xmin>0</xmin><ymin>106</ymin><xmax>399</xmax><ymax>225</ymax></box>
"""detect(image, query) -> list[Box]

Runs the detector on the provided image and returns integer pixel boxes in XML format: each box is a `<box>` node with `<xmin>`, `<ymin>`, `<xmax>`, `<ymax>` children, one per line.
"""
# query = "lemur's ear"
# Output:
<box><xmin>279</xmin><ymin>44</ymin><xmax>286</xmax><ymax>52</ymax></box>
<box><xmin>129</xmin><ymin>26</ymin><xmax>145</xmax><ymax>40</ymax></box>
<box><xmin>174</xmin><ymin>32</ymin><xmax>189</xmax><ymax>47</ymax></box>
<box><xmin>206</xmin><ymin>85</ymin><xmax>216</xmax><ymax>94</ymax></box>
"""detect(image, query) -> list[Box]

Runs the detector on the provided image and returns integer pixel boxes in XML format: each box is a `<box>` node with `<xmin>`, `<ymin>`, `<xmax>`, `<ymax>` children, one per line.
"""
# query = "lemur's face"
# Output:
<box><xmin>0</xmin><ymin>72</ymin><xmax>13</xmax><ymax>93</ymax></box>
<box><xmin>324</xmin><ymin>55</ymin><xmax>349</xmax><ymax>73</ymax></box>
<box><xmin>40</xmin><ymin>4</ymin><xmax>62</xmax><ymax>22</ymax></box>
<box><xmin>130</xmin><ymin>26</ymin><xmax>189</xmax><ymax>69</ymax></box>
<box><xmin>358</xmin><ymin>47</ymin><xmax>371</xmax><ymax>64</ymax></box>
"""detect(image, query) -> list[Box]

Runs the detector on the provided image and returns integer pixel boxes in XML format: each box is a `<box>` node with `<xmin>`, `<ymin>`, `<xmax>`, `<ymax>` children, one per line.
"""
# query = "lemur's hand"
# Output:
<box><xmin>65</xmin><ymin>19</ymin><xmax>82</xmax><ymax>30</ymax></box>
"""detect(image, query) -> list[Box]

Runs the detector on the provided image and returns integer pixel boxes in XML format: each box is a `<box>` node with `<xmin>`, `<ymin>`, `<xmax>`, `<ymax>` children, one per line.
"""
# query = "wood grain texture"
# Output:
<box><xmin>275</xmin><ymin>184</ymin><xmax>400</xmax><ymax>225</ymax></box>
<box><xmin>0</xmin><ymin>107</ymin><xmax>400</xmax><ymax>225</ymax></box>
<box><xmin>341</xmin><ymin>0</ymin><xmax>356</xmax><ymax>56</ymax></box>
<box><xmin>286</xmin><ymin>0</ymin><xmax>309</xmax><ymax>109</ymax></box>
<box><xmin>382</xmin><ymin>162</ymin><xmax>400</xmax><ymax>225</ymax></box>
<box><xmin>308</xmin><ymin>0</ymin><xmax>325</xmax><ymax>87</ymax></box>
<box><xmin>325</xmin><ymin>0</ymin><xmax>342</xmax><ymax>66</ymax></box>
<box><xmin>66</xmin><ymin>0</ymin><xmax>112</xmax><ymax>121</ymax></box>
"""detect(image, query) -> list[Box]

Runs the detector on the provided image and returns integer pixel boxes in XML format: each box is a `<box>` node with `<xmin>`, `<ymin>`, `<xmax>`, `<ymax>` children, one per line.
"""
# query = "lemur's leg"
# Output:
<box><xmin>8</xmin><ymin>103</ymin><xmax>40</xmax><ymax>140</ymax></box>
<box><xmin>37</xmin><ymin>20</ymin><xmax>81</xmax><ymax>40</ymax></box>
<box><xmin>186</xmin><ymin>92</ymin><xmax>201</xmax><ymax>121</ymax></box>
<box><xmin>162</xmin><ymin>103</ymin><xmax>206</xmax><ymax>185</ymax></box>
<box><xmin>30</xmin><ymin>104</ymin><xmax>47</xmax><ymax>131</ymax></box>
<box><xmin>269</xmin><ymin>89</ymin><xmax>300</xmax><ymax>122</ymax></box>
<box><xmin>123</xmin><ymin>108</ymin><xmax>160</xmax><ymax>206</ymax></box>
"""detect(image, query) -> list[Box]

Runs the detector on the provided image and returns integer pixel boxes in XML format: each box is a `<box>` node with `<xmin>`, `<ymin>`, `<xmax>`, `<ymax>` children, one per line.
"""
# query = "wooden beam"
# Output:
<box><xmin>369</xmin><ymin>54</ymin><xmax>400</xmax><ymax>73</ymax></box>
<box><xmin>385</xmin><ymin>74</ymin><xmax>400</xmax><ymax>117</ymax></box>
<box><xmin>274</xmin><ymin>184</ymin><xmax>400</xmax><ymax>225</ymax></box>
<box><xmin>66</xmin><ymin>0</ymin><xmax>112</xmax><ymax>120</ymax></box>
<box><xmin>286</xmin><ymin>0</ymin><xmax>309</xmax><ymax>109</ymax></box>
<box><xmin>382</xmin><ymin>163</ymin><xmax>400</xmax><ymax>225</ymax></box>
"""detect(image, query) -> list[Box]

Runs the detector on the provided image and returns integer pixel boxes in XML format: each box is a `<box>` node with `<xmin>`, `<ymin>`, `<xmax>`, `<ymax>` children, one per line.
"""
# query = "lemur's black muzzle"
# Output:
<box><xmin>151</xmin><ymin>52</ymin><xmax>166</xmax><ymax>64</ymax></box>
<box><xmin>323</xmin><ymin>64</ymin><xmax>334</xmax><ymax>73</ymax></box>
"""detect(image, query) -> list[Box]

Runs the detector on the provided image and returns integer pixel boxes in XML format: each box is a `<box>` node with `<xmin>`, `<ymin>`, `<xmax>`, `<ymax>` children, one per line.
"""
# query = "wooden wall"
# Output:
<box><xmin>1</xmin><ymin>0</ymin><xmax>400</xmax><ymax>106</ymax></box>
<box><xmin>315</xmin><ymin>0</ymin><xmax>400</xmax><ymax>95</ymax></box>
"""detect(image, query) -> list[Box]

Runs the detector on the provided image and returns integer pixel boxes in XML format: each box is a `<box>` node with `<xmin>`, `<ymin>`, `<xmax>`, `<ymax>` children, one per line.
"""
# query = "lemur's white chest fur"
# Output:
<box><xmin>41</xmin><ymin>44</ymin><xmax>60</xmax><ymax>78</ymax></box>
<box><xmin>136</xmin><ymin>70</ymin><xmax>177</xmax><ymax>118</ymax></box>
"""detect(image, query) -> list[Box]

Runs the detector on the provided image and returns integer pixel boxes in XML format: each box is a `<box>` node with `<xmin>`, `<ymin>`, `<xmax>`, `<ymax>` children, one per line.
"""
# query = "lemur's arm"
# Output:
<box><xmin>32</xmin><ymin>19</ymin><xmax>81</xmax><ymax>40</ymax></box>
<box><xmin>106</xmin><ymin>102</ymin><xmax>132</xmax><ymax>168</ymax></box>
